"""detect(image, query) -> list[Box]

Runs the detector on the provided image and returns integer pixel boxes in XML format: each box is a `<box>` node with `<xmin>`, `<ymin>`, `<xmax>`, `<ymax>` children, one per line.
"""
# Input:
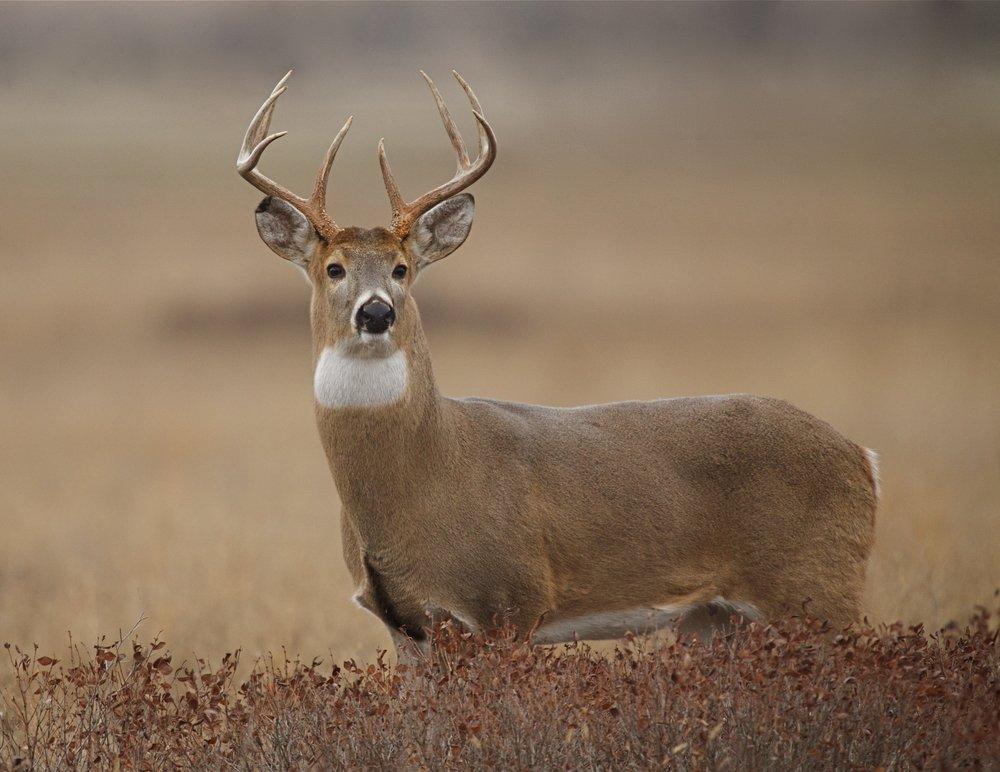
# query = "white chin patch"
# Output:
<box><xmin>313</xmin><ymin>346</ymin><xmax>408</xmax><ymax>409</ymax></box>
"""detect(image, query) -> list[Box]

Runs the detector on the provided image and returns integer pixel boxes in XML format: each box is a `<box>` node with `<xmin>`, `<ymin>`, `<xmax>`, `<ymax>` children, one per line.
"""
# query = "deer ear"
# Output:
<box><xmin>254</xmin><ymin>196</ymin><xmax>322</xmax><ymax>266</ymax></box>
<box><xmin>404</xmin><ymin>193</ymin><xmax>475</xmax><ymax>268</ymax></box>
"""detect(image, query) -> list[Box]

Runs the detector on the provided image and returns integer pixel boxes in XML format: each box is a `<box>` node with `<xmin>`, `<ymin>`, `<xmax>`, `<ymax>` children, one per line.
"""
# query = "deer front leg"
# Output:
<box><xmin>355</xmin><ymin>555</ymin><xmax>431</xmax><ymax>649</ymax></box>
<box><xmin>352</xmin><ymin>584</ymin><xmax>431</xmax><ymax>664</ymax></box>
<box><xmin>341</xmin><ymin>520</ymin><xmax>430</xmax><ymax>660</ymax></box>
<box><xmin>387</xmin><ymin>628</ymin><xmax>426</xmax><ymax>665</ymax></box>
<box><xmin>453</xmin><ymin>574</ymin><xmax>555</xmax><ymax>643</ymax></box>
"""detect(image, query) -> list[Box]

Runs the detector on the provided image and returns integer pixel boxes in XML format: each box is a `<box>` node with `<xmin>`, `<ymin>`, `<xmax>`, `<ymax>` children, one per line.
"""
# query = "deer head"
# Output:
<box><xmin>236</xmin><ymin>70</ymin><xmax>497</xmax><ymax>360</ymax></box>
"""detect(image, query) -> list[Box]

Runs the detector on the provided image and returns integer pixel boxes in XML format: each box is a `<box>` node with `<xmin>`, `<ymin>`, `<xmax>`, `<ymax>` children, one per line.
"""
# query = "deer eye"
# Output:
<box><xmin>392</xmin><ymin>264</ymin><xmax>408</xmax><ymax>280</ymax></box>
<box><xmin>326</xmin><ymin>263</ymin><xmax>345</xmax><ymax>279</ymax></box>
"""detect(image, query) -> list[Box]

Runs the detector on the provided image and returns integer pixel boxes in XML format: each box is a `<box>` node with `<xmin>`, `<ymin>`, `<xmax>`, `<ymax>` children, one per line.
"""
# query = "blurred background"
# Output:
<box><xmin>1</xmin><ymin>2</ymin><xmax>998</xmax><ymax>661</ymax></box>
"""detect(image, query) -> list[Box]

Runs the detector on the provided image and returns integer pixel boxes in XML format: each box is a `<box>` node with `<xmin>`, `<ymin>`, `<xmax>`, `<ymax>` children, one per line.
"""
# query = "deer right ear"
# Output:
<box><xmin>404</xmin><ymin>193</ymin><xmax>476</xmax><ymax>268</ymax></box>
<box><xmin>254</xmin><ymin>196</ymin><xmax>322</xmax><ymax>266</ymax></box>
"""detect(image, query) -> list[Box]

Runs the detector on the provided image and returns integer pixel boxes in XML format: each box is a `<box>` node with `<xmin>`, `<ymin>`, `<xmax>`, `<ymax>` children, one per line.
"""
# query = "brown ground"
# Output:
<box><xmin>0</xmin><ymin>4</ymin><xmax>997</xmax><ymax>662</ymax></box>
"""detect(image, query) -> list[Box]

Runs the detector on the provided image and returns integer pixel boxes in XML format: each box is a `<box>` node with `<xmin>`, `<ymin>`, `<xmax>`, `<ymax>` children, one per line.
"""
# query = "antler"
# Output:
<box><xmin>379</xmin><ymin>71</ymin><xmax>498</xmax><ymax>238</ymax></box>
<box><xmin>237</xmin><ymin>70</ymin><xmax>353</xmax><ymax>240</ymax></box>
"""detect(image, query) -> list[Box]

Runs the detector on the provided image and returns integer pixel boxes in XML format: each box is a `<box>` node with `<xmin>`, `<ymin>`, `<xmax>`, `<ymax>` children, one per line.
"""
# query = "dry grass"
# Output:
<box><xmin>2</xmin><ymin>610</ymin><xmax>997</xmax><ymax>769</ymax></box>
<box><xmin>1</xmin><ymin>4</ymin><xmax>998</xmax><ymax>666</ymax></box>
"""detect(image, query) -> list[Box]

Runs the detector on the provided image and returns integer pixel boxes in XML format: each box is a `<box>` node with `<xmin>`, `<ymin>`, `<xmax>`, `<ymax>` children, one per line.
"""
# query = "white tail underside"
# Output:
<box><xmin>863</xmin><ymin>447</ymin><xmax>881</xmax><ymax>499</ymax></box>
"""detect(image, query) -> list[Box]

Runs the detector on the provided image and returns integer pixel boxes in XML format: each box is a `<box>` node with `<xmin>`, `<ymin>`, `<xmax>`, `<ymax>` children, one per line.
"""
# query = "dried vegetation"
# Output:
<box><xmin>2</xmin><ymin>607</ymin><xmax>997</xmax><ymax>770</ymax></box>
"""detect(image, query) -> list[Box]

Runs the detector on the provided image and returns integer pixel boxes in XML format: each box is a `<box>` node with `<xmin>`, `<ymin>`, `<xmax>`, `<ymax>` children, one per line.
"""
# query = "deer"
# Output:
<box><xmin>236</xmin><ymin>70</ymin><xmax>879</xmax><ymax>658</ymax></box>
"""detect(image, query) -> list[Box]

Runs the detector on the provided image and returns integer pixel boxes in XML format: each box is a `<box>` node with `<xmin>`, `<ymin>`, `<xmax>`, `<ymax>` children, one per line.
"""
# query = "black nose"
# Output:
<box><xmin>357</xmin><ymin>298</ymin><xmax>395</xmax><ymax>334</ymax></box>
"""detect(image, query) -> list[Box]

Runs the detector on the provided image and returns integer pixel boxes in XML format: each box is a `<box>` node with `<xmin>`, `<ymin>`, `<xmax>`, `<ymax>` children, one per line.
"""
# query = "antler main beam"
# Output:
<box><xmin>379</xmin><ymin>71</ymin><xmax>498</xmax><ymax>238</ymax></box>
<box><xmin>236</xmin><ymin>70</ymin><xmax>352</xmax><ymax>240</ymax></box>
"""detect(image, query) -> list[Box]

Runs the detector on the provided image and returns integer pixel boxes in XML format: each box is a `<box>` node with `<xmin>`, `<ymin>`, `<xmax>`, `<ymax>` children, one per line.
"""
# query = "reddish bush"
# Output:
<box><xmin>2</xmin><ymin>608</ymin><xmax>997</xmax><ymax>769</ymax></box>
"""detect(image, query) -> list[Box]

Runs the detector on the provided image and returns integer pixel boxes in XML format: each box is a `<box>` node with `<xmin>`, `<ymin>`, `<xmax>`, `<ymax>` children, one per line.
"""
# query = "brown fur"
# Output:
<box><xmin>304</xmin><ymin>240</ymin><xmax>878</xmax><ymax>642</ymax></box>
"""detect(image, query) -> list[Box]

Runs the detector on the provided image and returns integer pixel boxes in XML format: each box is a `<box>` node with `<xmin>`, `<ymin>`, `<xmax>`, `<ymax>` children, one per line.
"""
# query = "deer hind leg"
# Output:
<box><xmin>736</xmin><ymin>537</ymin><xmax>870</xmax><ymax>629</ymax></box>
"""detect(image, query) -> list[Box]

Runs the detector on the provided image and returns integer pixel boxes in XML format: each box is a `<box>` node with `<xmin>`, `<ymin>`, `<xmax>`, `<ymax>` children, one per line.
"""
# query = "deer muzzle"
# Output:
<box><xmin>356</xmin><ymin>298</ymin><xmax>396</xmax><ymax>335</ymax></box>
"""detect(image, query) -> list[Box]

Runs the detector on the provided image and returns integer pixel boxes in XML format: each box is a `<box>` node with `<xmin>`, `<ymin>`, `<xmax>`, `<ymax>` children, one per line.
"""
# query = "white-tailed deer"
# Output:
<box><xmin>236</xmin><ymin>71</ymin><xmax>879</xmax><ymax>656</ymax></box>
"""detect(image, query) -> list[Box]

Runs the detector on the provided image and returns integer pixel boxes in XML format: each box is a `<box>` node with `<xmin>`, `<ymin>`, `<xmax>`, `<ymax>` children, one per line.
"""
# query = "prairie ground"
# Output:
<box><xmin>0</xmin><ymin>4</ymin><xmax>998</xmax><ymax>665</ymax></box>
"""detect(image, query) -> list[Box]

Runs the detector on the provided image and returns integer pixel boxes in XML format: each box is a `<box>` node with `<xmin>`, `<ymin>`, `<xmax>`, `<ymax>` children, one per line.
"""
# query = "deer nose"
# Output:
<box><xmin>357</xmin><ymin>298</ymin><xmax>395</xmax><ymax>334</ymax></box>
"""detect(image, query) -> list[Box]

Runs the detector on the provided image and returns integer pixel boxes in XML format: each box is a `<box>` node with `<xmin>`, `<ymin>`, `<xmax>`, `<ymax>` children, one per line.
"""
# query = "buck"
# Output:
<box><xmin>236</xmin><ymin>71</ymin><xmax>879</xmax><ymax>656</ymax></box>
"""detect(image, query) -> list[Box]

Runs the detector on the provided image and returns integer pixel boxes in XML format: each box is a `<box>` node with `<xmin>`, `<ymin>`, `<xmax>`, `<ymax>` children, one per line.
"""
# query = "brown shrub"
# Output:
<box><xmin>2</xmin><ymin>608</ymin><xmax>997</xmax><ymax>770</ymax></box>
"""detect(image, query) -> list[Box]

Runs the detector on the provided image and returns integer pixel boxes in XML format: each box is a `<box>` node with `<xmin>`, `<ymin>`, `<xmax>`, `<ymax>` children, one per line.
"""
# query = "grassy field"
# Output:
<box><xmin>1</xmin><ymin>5</ymin><xmax>998</xmax><ymax>667</ymax></box>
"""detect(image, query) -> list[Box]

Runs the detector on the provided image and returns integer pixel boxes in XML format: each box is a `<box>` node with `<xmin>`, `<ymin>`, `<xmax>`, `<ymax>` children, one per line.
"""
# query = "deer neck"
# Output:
<box><xmin>312</xmin><ymin>304</ymin><xmax>448</xmax><ymax>544</ymax></box>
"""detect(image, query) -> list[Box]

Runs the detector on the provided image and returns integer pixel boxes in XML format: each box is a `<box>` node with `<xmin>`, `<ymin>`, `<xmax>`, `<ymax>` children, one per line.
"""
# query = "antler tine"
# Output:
<box><xmin>245</xmin><ymin>70</ymin><xmax>293</xmax><ymax>148</ymax></box>
<box><xmin>421</xmin><ymin>70</ymin><xmax>470</xmax><ymax>171</ymax></box>
<box><xmin>382</xmin><ymin>71</ymin><xmax>498</xmax><ymax>237</ymax></box>
<box><xmin>378</xmin><ymin>138</ymin><xmax>406</xmax><ymax>215</ymax></box>
<box><xmin>311</xmin><ymin>115</ymin><xmax>354</xmax><ymax>212</ymax></box>
<box><xmin>236</xmin><ymin>70</ymin><xmax>349</xmax><ymax>239</ymax></box>
<box><xmin>237</xmin><ymin>74</ymin><xmax>295</xmax><ymax>195</ymax></box>
<box><xmin>452</xmin><ymin>70</ymin><xmax>490</xmax><ymax>157</ymax></box>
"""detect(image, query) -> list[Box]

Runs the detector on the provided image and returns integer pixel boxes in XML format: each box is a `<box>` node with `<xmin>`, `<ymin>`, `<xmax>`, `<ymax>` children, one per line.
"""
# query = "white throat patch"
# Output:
<box><xmin>313</xmin><ymin>346</ymin><xmax>408</xmax><ymax>409</ymax></box>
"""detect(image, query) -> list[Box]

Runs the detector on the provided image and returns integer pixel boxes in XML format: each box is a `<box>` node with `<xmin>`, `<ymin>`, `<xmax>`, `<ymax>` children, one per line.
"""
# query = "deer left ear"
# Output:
<box><xmin>254</xmin><ymin>196</ymin><xmax>322</xmax><ymax>267</ymax></box>
<box><xmin>404</xmin><ymin>193</ymin><xmax>475</xmax><ymax>268</ymax></box>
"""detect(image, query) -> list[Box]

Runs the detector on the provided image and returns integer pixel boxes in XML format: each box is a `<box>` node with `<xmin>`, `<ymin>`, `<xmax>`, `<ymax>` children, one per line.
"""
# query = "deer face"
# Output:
<box><xmin>238</xmin><ymin>70</ymin><xmax>494</xmax><ymax>363</ymax></box>
<box><xmin>253</xmin><ymin>194</ymin><xmax>476</xmax><ymax>357</ymax></box>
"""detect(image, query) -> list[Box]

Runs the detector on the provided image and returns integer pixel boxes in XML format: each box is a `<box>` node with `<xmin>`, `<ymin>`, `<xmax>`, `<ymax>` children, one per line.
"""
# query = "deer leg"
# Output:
<box><xmin>388</xmin><ymin>628</ymin><xmax>427</xmax><ymax>666</ymax></box>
